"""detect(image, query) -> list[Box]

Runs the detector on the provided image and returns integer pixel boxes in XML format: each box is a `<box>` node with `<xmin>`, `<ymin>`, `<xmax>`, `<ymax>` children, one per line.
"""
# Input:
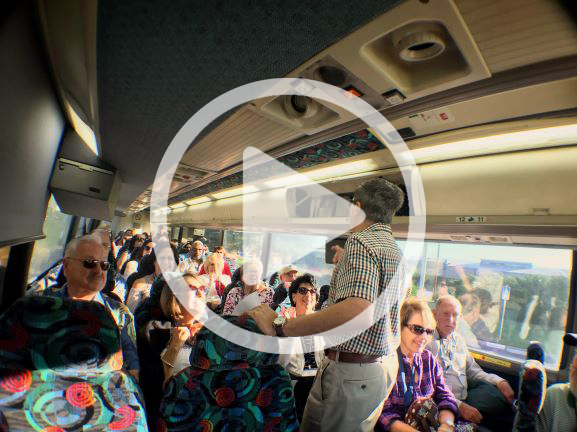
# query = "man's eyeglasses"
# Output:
<box><xmin>67</xmin><ymin>258</ymin><xmax>111</xmax><ymax>271</ymax></box>
<box><xmin>297</xmin><ymin>287</ymin><xmax>316</xmax><ymax>296</ymax></box>
<box><xmin>405</xmin><ymin>324</ymin><xmax>434</xmax><ymax>336</ymax></box>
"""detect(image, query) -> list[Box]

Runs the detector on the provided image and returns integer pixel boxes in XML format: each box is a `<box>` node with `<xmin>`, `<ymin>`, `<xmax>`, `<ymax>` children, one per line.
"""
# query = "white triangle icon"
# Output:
<box><xmin>241</xmin><ymin>146</ymin><xmax>365</xmax><ymax>280</ymax></box>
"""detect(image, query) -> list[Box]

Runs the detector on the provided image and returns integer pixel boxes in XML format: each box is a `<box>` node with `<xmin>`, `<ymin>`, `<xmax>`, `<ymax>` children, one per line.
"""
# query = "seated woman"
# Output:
<box><xmin>222</xmin><ymin>259</ymin><xmax>273</xmax><ymax>315</ymax></box>
<box><xmin>198</xmin><ymin>253</ymin><xmax>231</xmax><ymax>303</ymax></box>
<box><xmin>210</xmin><ymin>246</ymin><xmax>232</xmax><ymax>276</ymax></box>
<box><xmin>126</xmin><ymin>250</ymin><xmax>161</xmax><ymax>312</ymax></box>
<box><xmin>158</xmin><ymin>273</ymin><xmax>206</xmax><ymax>382</ymax></box>
<box><xmin>278</xmin><ymin>273</ymin><xmax>325</xmax><ymax>422</ymax></box>
<box><xmin>377</xmin><ymin>297</ymin><xmax>466</xmax><ymax>432</ymax></box>
<box><xmin>121</xmin><ymin>238</ymin><xmax>155</xmax><ymax>279</ymax></box>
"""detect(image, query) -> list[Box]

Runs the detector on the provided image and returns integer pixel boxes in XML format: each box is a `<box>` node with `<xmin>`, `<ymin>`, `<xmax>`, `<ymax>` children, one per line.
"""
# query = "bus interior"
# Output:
<box><xmin>1</xmin><ymin>0</ymin><xmax>577</xmax><ymax>430</ymax></box>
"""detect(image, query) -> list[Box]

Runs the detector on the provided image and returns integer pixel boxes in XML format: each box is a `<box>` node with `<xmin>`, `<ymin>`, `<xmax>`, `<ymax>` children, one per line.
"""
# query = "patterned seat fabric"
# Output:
<box><xmin>159</xmin><ymin>316</ymin><xmax>299</xmax><ymax>432</ymax></box>
<box><xmin>0</xmin><ymin>296</ymin><xmax>147</xmax><ymax>431</ymax></box>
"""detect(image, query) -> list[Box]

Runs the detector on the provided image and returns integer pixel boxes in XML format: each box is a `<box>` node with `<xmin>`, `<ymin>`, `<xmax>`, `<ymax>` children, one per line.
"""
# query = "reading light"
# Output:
<box><xmin>410</xmin><ymin>124</ymin><xmax>577</xmax><ymax>162</ymax></box>
<box><xmin>168</xmin><ymin>203</ymin><xmax>187</xmax><ymax>209</ymax></box>
<box><xmin>211</xmin><ymin>185</ymin><xmax>259</xmax><ymax>199</ymax></box>
<box><xmin>185</xmin><ymin>196</ymin><xmax>212</xmax><ymax>206</ymax></box>
<box><xmin>264</xmin><ymin>159</ymin><xmax>380</xmax><ymax>189</ymax></box>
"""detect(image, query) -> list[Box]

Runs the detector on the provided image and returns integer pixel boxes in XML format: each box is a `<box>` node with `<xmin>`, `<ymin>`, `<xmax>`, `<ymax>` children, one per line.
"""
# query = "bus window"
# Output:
<box><xmin>223</xmin><ymin>230</ymin><xmax>265</xmax><ymax>269</ymax></box>
<box><xmin>28</xmin><ymin>195</ymin><xmax>73</xmax><ymax>283</ymax></box>
<box><xmin>267</xmin><ymin>232</ymin><xmax>333</xmax><ymax>286</ymax></box>
<box><xmin>75</xmin><ymin>217</ymin><xmax>87</xmax><ymax>237</ymax></box>
<box><xmin>203</xmin><ymin>229</ymin><xmax>223</xmax><ymax>251</ymax></box>
<box><xmin>400</xmin><ymin>240</ymin><xmax>572</xmax><ymax>370</ymax></box>
<box><xmin>0</xmin><ymin>246</ymin><xmax>10</xmax><ymax>301</ymax></box>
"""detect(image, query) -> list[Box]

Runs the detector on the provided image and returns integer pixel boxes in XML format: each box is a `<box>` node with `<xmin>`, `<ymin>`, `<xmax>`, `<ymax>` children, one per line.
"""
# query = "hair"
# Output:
<box><xmin>242</xmin><ymin>259</ymin><xmax>263</xmax><ymax>278</ymax></box>
<box><xmin>213</xmin><ymin>246</ymin><xmax>225</xmax><ymax>253</ymax></box>
<box><xmin>435</xmin><ymin>295</ymin><xmax>462</xmax><ymax>314</ymax></box>
<box><xmin>153</xmin><ymin>241</ymin><xmax>179</xmax><ymax>265</ymax></box>
<box><xmin>473</xmin><ymin>288</ymin><xmax>493</xmax><ymax>314</ymax></box>
<box><xmin>204</xmin><ymin>253</ymin><xmax>224</xmax><ymax>274</ymax></box>
<box><xmin>400</xmin><ymin>297</ymin><xmax>436</xmax><ymax>329</ymax></box>
<box><xmin>159</xmin><ymin>273</ymin><xmax>205</xmax><ymax>322</ymax></box>
<box><xmin>288</xmin><ymin>273</ymin><xmax>317</xmax><ymax>307</ymax></box>
<box><xmin>459</xmin><ymin>293</ymin><xmax>481</xmax><ymax>315</ymax></box>
<box><xmin>192</xmin><ymin>240</ymin><xmax>204</xmax><ymax>248</ymax></box>
<box><xmin>137</xmin><ymin>253</ymin><xmax>156</xmax><ymax>276</ymax></box>
<box><xmin>64</xmin><ymin>235</ymin><xmax>105</xmax><ymax>258</ymax></box>
<box><xmin>353</xmin><ymin>178</ymin><xmax>404</xmax><ymax>224</ymax></box>
<box><xmin>126</xmin><ymin>234</ymin><xmax>145</xmax><ymax>254</ymax></box>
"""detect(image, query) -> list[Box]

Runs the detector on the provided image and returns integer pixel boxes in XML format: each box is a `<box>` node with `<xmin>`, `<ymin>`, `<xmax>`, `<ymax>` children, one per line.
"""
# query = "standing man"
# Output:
<box><xmin>249</xmin><ymin>178</ymin><xmax>408</xmax><ymax>432</ymax></box>
<box><xmin>429</xmin><ymin>296</ymin><xmax>514</xmax><ymax>429</ymax></box>
<box><xmin>42</xmin><ymin>235</ymin><xmax>140</xmax><ymax>380</ymax></box>
<box><xmin>179</xmin><ymin>240</ymin><xmax>204</xmax><ymax>274</ymax></box>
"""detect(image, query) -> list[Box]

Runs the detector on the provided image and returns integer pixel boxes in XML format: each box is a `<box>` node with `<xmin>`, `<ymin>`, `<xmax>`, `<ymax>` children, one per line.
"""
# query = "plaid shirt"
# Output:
<box><xmin>377</xmin><ymin>349</ymin><xmax>459</xmax><ymax>431</ymax></box>
<box><xmin>328</xmin><ymin>223</ymin><xmax>409</xmax><ymax>356</ymax></box>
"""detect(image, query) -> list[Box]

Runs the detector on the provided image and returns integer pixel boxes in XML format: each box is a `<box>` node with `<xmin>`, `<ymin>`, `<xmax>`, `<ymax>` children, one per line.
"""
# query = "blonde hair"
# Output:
<box><xmin>160</xmin><ymin>273</ymin><xmax>205</xmax><ymax>321</ymax></box>
<box><xmin>205</xmin><ymin>253</ymin><xmax>224</xmax><ymax>274</ymax></box>
<box><xmin>400</xmin><ymin>297</ymin><xmax>436</xmax><ymax>329</ymax></box>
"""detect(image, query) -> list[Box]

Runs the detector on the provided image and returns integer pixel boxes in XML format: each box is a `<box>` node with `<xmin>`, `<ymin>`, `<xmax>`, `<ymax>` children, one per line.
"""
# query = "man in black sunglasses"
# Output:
<box><xmin>41</xmin><ymin>235</ymin><xmax>140</xmax><ymax>380</ymax></box>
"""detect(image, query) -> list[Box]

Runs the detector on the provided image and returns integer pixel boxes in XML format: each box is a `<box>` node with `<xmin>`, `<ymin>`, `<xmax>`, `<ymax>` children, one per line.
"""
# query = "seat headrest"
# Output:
<box><xmin>190</xmin><ymin>316</ymin><xmax>279</xmax><ymax>371</ymax></box>
<box><xmin>0</xmin><ymin>296</ymin><xmax>122</xmax><ymax>373</ymax></box>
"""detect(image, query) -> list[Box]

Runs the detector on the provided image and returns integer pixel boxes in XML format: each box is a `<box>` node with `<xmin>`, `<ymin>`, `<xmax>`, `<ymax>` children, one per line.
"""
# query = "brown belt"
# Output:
<box><xmin>326</xmin><ymin>349</ymin><xmax>381</xmax><ymax>364</ymax></box>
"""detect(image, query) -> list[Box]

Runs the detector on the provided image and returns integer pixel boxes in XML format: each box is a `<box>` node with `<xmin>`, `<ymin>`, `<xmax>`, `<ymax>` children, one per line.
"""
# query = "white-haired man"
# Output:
<box><xmin>429</xmin><ymin>295</ymin><xmax>514</xmax><ymax>429</ymax></box>
<box><xmin>42</xmin><ymin>235</ymin><xmax>139</xmax><ymax>379</ymax></box>
<box><xmin>179</xmin><ymin>239</ymin><xmax>204</xmax><ymax>274</ymax></box>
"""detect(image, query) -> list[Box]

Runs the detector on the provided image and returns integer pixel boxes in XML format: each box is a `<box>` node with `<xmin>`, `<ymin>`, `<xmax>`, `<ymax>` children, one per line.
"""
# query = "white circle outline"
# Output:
<box><xmin>150</xmin><ymin>78</ymin><xmax>426</xmax><ymax>354</ymax></box>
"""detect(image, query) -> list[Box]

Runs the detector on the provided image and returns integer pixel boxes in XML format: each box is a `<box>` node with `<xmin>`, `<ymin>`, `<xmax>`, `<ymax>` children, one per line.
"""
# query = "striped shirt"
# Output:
<box><xmin>377</xmin><ymin>349</ymin><xmax>459</xmax><ymax>431</ymax></box>
<box><xmin>328</xmin><ymin>223</ymin><xmax>408</xmax><ymax>356</ymax></box>
<box><xmin>536</xmin><ymin>383</ymin><xmax>577</xmax><ymax>432</ymax></box>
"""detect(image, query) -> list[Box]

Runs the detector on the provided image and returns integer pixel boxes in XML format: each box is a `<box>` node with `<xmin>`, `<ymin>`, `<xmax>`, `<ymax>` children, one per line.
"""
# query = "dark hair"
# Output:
<box><xmin>315</xmin><ymin>284</ymin><xmax>330</xmax><ymax>310</ymax></box>
<box><xmin>288</xmin><ymin>273</ymin><xmax>317</xmax><ymax>307</ymax></box>
<box><xmin>138</xmin><ymin>253</ymin><xmax>156</xmax><ymax>276</ymax></box>
<box><xmin>353</xmin><ymin>178</ymin><xmax>404</xmax><ymax>224</ymax></box>
<box><xmin>152</xmin><ymin>241</ymin><xmax>179</xmax><ymax>265</ymax></box>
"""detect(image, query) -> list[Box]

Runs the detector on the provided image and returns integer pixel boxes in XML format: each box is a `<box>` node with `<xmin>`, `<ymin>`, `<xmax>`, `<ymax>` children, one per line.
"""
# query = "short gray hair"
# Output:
<box><xmin>354</xmin><ymin>178</ymin><xmax>404</xmax><ymax>224</ymax></box>
<box><xmin>435</xmin><ymin>295</ymin><xmax>462</xmax><ymax>314</ymax></box>
<box><xmin>192</xmin><ymin>240</ymin><xmax>204</xmax><ymax>247</ymax></box>
<box><xmin>64</xmin><ymin>235</ymin><xmax>105</xmax><ymax>258</ymax></box>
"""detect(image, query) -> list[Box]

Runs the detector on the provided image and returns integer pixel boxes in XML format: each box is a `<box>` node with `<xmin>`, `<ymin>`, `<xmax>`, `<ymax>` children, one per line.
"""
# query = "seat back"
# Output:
<box><xmin>0</xmin><ymin>295</ymin><xmax>148</xmax><ymax>431</ymax></box>
<box><xmin>159</xmin><ymin>316</ymin><xmax>299</xmax><ymax>431</ymax></box>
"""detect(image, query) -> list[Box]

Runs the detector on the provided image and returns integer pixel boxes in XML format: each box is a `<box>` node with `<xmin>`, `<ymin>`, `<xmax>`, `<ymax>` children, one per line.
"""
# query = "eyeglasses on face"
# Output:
<box><xmin>405</xmin><ymin>323</ymin><xmax>434</xmax><ymax>336</ymax></box>
<box><xmin>67</xmin><ymin>258</ymin><xmax>111</xmax><ymax>271</ymax></box>
<box><xmin>297</xmin><ymin>287</ymin><xmax>316</xmax><ymax>296</ymax></box>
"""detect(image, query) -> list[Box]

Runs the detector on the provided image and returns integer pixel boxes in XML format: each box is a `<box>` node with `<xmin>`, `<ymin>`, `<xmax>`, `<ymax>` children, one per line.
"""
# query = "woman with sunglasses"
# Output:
<box><xmin>377</xmin><ymin>297</ymin><xmax>468</xmax><ymax>432</ymax></box>
<box><xmin>121</xmin><ymin>239</ymin><xmax>155</xmax><ymax>279</ymax></box>
<box><xmin>278</xmin><ymin>274</ymin><xmax>326</xmax><ymax>422</ymax></box>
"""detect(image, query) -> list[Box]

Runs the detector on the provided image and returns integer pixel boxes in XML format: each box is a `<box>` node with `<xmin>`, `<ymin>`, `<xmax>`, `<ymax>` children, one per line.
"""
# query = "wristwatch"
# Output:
<box><xmin>273</xmin><ymin>316</ymin><xmax>287</xmax><ymax>337</ymax></box>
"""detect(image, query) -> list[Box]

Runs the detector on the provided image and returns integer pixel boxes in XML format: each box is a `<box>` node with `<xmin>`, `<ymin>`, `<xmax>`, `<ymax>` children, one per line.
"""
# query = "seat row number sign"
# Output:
<box><xmin>456</xmin><ymin>216</ymin><xmax>487</xmax><ymax>223</ymax></box>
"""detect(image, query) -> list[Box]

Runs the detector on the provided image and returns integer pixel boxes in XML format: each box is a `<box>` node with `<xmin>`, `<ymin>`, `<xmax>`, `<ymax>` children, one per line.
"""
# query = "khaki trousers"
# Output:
<box><xmin>300</xmin><ymin>352</ymin><xmax>398</xmax><ymax>432</ymax></box>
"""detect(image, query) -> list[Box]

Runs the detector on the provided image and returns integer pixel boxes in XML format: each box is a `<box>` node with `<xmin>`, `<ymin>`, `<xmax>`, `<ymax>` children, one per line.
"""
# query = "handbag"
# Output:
<box><xmin>404</xmin><ymin>396</ymin><xmax>440</xmax><ymax>432</ymax></box>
